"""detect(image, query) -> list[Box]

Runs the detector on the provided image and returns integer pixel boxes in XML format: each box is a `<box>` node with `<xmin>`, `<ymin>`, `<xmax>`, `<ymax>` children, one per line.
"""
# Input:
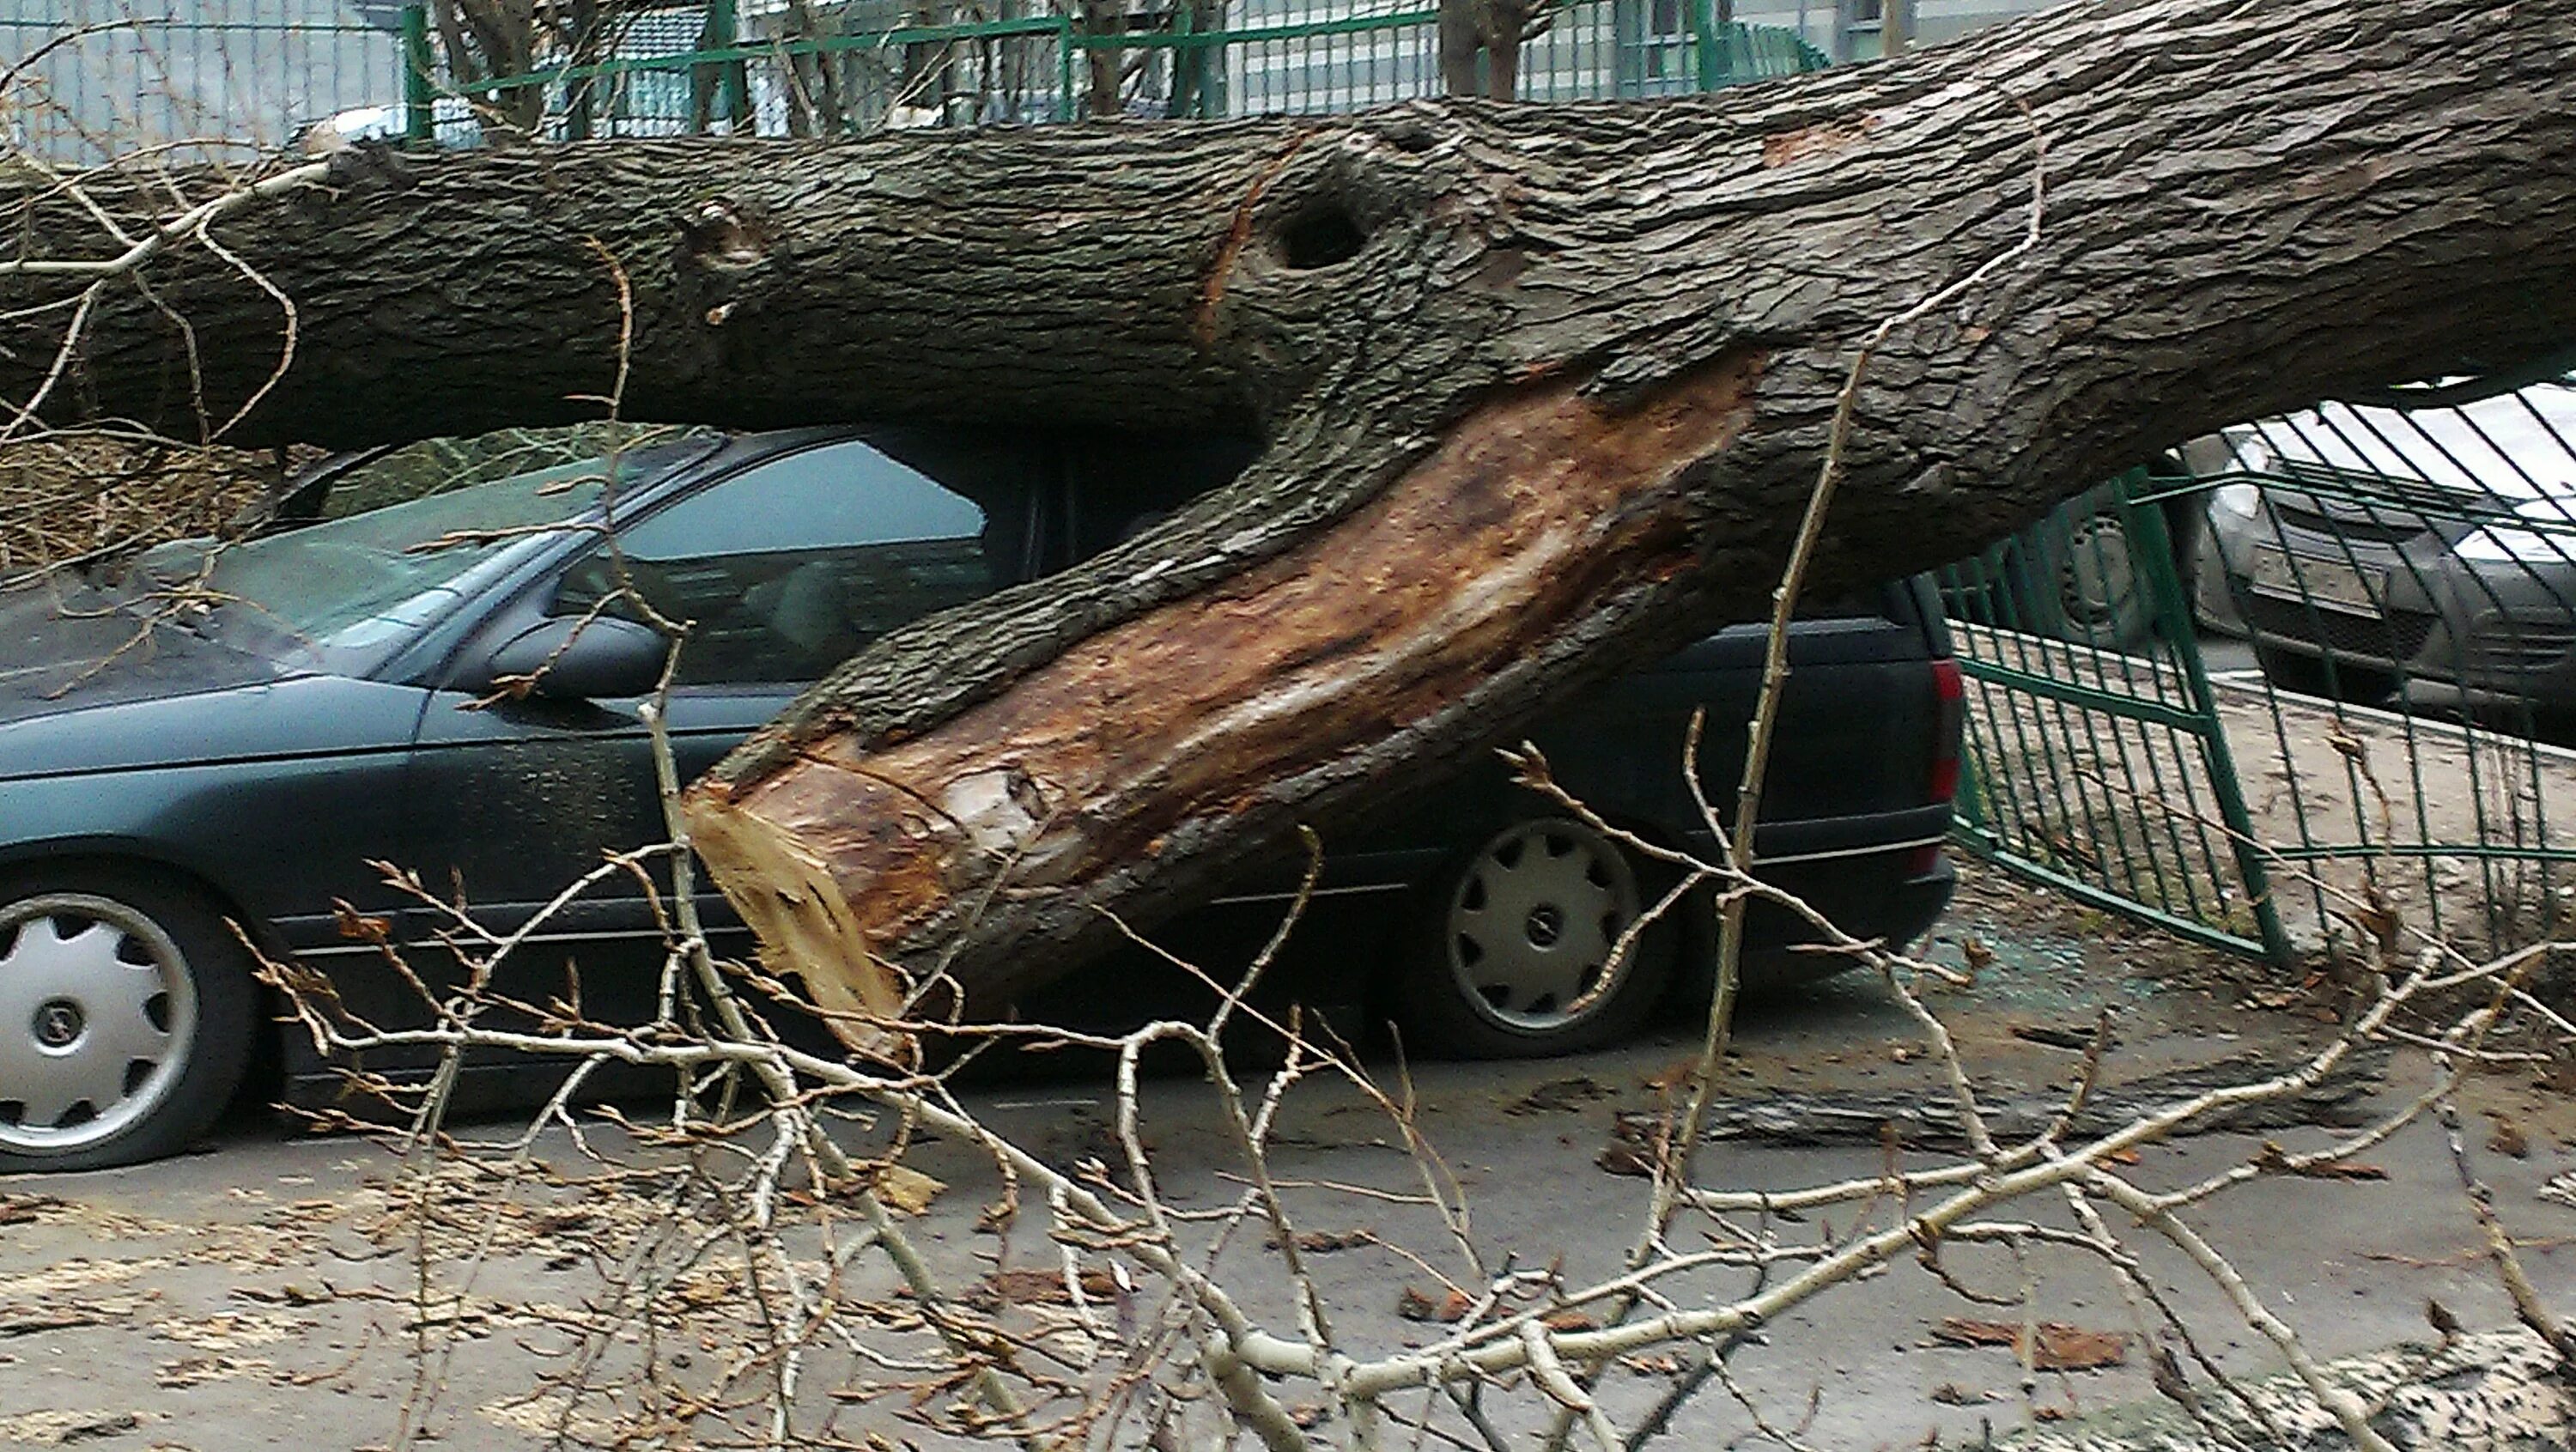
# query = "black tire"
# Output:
<box><xmin>2255</xmin><ymin>643</ymin><xmax>2396</xmax><ymax>705</ymax></box>
<box><xmin>1396</xmin><ymin>817</ymin><xmax>1678</xmax><ymax>1059</ymax></box>
<box><xmin>0</xmin><ymin>867</ymin><xmax>258</xmax><ymax>1174</ymax></box>
<box><xmin>2056</xmin><ymin>508</ymin><xmax>2157</xmax><ymax>649</ymax></box>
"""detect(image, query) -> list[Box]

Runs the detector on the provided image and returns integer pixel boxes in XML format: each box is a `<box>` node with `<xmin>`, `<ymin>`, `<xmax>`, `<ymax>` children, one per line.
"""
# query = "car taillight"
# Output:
<box><xmin>1928</xmin><ymin>656</ymin><xmax>1965</xmax><ymax>805</ymax></box>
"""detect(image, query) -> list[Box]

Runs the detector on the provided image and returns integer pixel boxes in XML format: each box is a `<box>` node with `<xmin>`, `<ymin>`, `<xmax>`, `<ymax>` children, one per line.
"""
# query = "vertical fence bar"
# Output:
<box><xmin>1690</xmin><ymin>0</ymin><xmax>1722</xmax><ymax>90</ymax></box>
<box><xmin>701</xmin><ymin>0</ymin><xmax>742</xmax><ymax>130</ymax></box>
<box><xmin>1057</xmin><ymin>16</ymin><xmax>1077</xmax><ymax>119</ymax></box>
<box><xmin>400</xmin><ymin>2</ymin><xmax>434</xmax><ymax>145</ymax></box>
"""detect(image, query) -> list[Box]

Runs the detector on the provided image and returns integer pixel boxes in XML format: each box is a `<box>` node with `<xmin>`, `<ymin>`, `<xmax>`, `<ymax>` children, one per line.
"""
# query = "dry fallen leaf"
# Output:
<box><xmin>975</xmin><ymin>1267</ymin><xmax>1121</xmax><ymax>1309</ymax></box>
<box><xmin>1504</xmin><ymin>1075</ymin><xmax>1613</xmax><ymax>1115</ymax></box>
<box><xmin>0</xmin><ymin>1194</ymin><xmax>68</xmax><ymax>1227</ymax></box>
<box><xmin>155</xmin><ymin>1354</ymin><xmax>271</xmax><ymax>1389</ymax></box>
<box><xmin>1264</xmin><ymin>1228</ymin><xmax>1373</xmax><ymax>1253</ymax></box>
<box><xmin>2488</xmin><ymin>1115</ymin><xmax>2531</xmax><ymax>1159</ymax></box>
<box><xmin>1960</xmin><ymin>937</ymin><xmax>1996</xmax><ymax>982</ymax></box>
<box><xmin>0</xmin><ymin>1305</ymin><xmax>115</xmax><ymax>1336</ymax></box>
<box><xmin>154</xmin><ymin>1309</ymin><xmax>310</xmax><ymax>1352</ymax></box>
<box><xmin>2251</xmin><ymin>1140</ymin><xmax>2388</xmax><ymax>1181</ymax></box>
<box><xmin>0</xmin><ymin>1411</ymin><xmax>147</xmax><ymax>1445</ymax></box>
<box><xmin>1933</xmin><ymin>1316</ymin><xmax>2128</xmax><ymax>1371</ymax></box>
<box><xmin>1395</xmin><ymin>1285</ymin><xmax>1473</xmax><ymax>1322</ymax></box>
<box><xmin>1595</xmin><ymin>1142</ymin><xmax>1657</xmax><ymax>1177</ymax></box>
<box><xmin>876</xmin><ymin>1164</ymin><xmax>945</xmax><ymax>1216</ymax></box>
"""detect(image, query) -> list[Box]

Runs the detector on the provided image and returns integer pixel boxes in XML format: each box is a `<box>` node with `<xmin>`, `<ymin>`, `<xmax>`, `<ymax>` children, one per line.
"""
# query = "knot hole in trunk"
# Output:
<box><xmin>1276</xmin><ymin>201</ymin><xmax>1367</xmax><ymax>270</ymax></box>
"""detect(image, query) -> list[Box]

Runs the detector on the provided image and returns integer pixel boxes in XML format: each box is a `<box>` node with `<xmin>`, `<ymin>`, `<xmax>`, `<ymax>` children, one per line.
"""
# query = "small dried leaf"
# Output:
<box><xmin>980</xmin><ymin>1267</ymin><xmax>1121</xmax><ymax>1308</ymax></box>
<box><xmin>876</xmin><ymin>1165</ymin><xmax>945</xmax><ymax>1215</ymax></box>
<box><xmin>1595</xmin><ymin>1142</ymin><xmax>1657</xmax><ymax>1177</ymax></box>
<box><xmin>2251</xmin><ymin>1140</ymin><xmax>2387</xmax><ymax>1180</ymax></box>
<box><xmin>1933</xmin><ymin>1317</ymin><xmax>2127</xmax><ymax>1370</ymax></box>
<box><xmin>1265</xmin><ymin>1228</ymin><xmax>1372</xmax><ymax>1253</ymax></box>
<box><xmin>1504</xmin><ymin>1075</ymin><xmax>1612</xmax><ymax>1115</ymax></box>
<box><xmin>1395</xmin><ymin>1285</ymin><xmax>1473</xmax><ymax>1322</ymax></box>
<box><xmin>2488</xmin><ymin>1116</ymin><xmax>2531</xmax><ymax>1159</ymax></box>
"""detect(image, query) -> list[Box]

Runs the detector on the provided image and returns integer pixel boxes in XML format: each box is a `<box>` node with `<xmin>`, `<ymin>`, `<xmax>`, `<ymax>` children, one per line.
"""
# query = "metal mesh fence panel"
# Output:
<box><xmin>1</xmin><ymin>1</ymin><xmax>1823</xmax><ymax>152</ymax></box>
<box><xmin>1947</xmin><ymin>373</ymin><xmax>2576</xmax><ymax>964</ymax></box>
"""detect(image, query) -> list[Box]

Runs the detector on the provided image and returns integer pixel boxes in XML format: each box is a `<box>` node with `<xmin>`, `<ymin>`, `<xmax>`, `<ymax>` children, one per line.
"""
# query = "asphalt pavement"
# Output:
<box><xmin>4</xmin><ymin>866</ymin><xmax>2575</xmax><ymax>1449</ymax></box>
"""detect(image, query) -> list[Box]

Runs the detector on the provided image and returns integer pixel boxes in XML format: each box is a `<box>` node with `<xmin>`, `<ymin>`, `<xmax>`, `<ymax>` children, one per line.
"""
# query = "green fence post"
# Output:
<box><xmin>1689</xmin><ymin>0</ymin><xmax>1722</xmax><ymax>91</ymax></box>
<box><xmin>1168</xmin><ymin>2</ymin><xmax>1197</xmax><ymax>118</ymax></box>
<box><xmin>702</xmin><ymin>0</ymin><xmax>744</xmax><ymax>128</ymax></box>
<box><xmin>1057</xmin><ymin>17</ymin><xmax>1078</xmax><ymax>120</ymax></box>
<box><xmin>400</xmin><ymin>3</ymin><xmax>434</xmax><ymax>145</ymax></box>
<box><xmin>2118</xmin><ymin>473</ymin><xmax>2298</xmax><ymax>966</ymax></box>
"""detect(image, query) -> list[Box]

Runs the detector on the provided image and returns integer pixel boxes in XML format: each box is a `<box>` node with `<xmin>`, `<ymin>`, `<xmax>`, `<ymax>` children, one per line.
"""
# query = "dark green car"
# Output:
<box><xmin>0</xmin><ymin>428</ymin><xmax>1961</xmax><ymax>1171</ymax></box>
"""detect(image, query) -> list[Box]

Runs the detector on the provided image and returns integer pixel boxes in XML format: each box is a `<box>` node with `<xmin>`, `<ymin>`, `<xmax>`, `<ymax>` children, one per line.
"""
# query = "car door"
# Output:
<box><xmin>400</xmin><ymin>431</ymin><xmax>1042</xmax><ymax>1028</ymax></box>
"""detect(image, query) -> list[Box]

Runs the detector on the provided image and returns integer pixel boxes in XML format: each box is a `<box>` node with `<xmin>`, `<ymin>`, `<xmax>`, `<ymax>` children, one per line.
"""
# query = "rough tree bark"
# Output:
<box><xmin>7</xmin><ymin>0</ymin><xmax>2574</xmax><ymax>1036</ymax></box>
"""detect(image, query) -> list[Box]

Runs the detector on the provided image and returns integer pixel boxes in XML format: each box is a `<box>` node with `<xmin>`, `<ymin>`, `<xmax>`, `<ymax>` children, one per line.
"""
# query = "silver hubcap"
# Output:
<box><xmin>0</xmin><ymin>895</ymin><xmax>197</xmax><ymax>1153</ymax></box>
<box><xmin>1444</xmin><ymin>820</ymin><xmax>1642</xmax><ymax>1032</ymax></box>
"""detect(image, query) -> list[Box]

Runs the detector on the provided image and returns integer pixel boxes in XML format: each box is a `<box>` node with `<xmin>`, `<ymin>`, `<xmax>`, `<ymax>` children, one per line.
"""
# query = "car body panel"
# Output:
<box><xmin>0</xmin><ymin>675</ymin><xmax>425</xmax><ymax>947</ymax></box>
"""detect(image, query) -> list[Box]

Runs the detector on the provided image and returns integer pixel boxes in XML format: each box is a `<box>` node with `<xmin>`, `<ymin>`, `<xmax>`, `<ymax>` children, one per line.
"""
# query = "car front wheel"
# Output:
<box><xmin>1399</xmin><ymin>817</ymin><xmax>1677</xmax><ymax>1059</ymax></box>
<box><xmin>0</xmin><ymin>872</ymin><xmax>258</xmax><ymax>1173</ymax></box>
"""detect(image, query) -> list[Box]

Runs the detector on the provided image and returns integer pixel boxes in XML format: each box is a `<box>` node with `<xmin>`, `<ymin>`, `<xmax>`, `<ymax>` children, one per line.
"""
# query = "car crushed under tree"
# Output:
<box><xmin>0</xmin><ymin>429</ymin><xmax>1962</xmax><ymax>1171</ymax></box>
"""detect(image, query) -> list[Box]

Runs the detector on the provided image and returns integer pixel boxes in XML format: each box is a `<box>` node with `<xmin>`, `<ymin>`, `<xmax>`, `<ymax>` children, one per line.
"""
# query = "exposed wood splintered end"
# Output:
<box><xmin>684</xmin><ymin>784</ymin><xmax>917</xmax><ymax>1058</ymax></box>
<box><xmin>683</xmin><ymin>350</ymin><xmax>1768</xmax><ymax>1012</ymax></box>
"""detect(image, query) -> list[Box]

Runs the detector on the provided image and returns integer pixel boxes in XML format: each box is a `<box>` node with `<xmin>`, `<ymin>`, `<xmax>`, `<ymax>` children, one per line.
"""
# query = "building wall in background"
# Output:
<box><xmin>0</xmin><ymin>0</ymin><xmax>404</xmax><ymax>163</ymax></box>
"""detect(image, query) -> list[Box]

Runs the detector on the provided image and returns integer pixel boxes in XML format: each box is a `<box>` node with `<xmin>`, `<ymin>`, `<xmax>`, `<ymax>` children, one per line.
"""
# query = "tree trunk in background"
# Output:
<box><xmin>1438</xmin><ymin>0</ymin><xmax>1527</xmax><ymax>99</ymax></box>
<box><xmin>435</xmin><ymin>0</ymin><xmax>546</xmax><ymax>135</ymax></box>
<box><xmin>7</xmin><ymin>0</ymin><xmax>2574</xmax><ymax>1036</ymax></box>
<box><xmin>1082</xmin><ymin>0</ymin><xmax>1125</xmax><ymax>116</ymax></box>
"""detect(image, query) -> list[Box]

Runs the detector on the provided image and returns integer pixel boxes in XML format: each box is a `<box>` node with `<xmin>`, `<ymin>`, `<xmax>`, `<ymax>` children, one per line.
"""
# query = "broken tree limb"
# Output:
<box><xmin>8</xmin><ymin>0</ymin><xmax>2576</xmax><ymax>1026</ymax></box>
<box><xmin>1604</xmin><ymin>1048</ymin><xmax>2393</xmax><ymax>1151</ymax></box>
<box><xmin>1978</xmin><ymin>1330</ymin><xmax>2576</xmax><ymax>1452</ymax></box>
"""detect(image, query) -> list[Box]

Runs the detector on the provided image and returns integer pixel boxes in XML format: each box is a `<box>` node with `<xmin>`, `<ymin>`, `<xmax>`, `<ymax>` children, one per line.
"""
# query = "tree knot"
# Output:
<box><xmin>678</xmin><ymin>197</ymin><xmax>774</xmax><ymax>270</ymax></box>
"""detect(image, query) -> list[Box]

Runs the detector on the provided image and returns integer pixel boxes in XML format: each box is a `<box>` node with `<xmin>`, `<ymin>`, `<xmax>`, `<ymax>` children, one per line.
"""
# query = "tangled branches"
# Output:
<box><xmin>252</xmin><ymin>693</ymin><xmax>2576</xmax><ymax>1450</ymax></box>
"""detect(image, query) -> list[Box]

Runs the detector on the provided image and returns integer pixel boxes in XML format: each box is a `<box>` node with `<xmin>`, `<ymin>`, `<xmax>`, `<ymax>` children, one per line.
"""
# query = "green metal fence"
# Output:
<box><xmin>0</xmin><ymin>2</ymin><xmax>1824</xmax><ymax>159</ymax></box>
<box><xmin>1949</xmin><ymin>370</ymin><xmax>2576</xmax><ymax>965</ymax></box>
<box><xmin>1941</xmin><ymin>469</ymin><xmax>2294</xmax><ymax>963</ymax></box>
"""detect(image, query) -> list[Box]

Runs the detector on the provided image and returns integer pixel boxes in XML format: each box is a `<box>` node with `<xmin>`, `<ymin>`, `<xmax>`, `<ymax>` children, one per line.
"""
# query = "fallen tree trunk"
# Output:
<box><xmin>8</xmin><ymin>0</ymin><xmax>2576</xmax><ymax>1030</ymax></box>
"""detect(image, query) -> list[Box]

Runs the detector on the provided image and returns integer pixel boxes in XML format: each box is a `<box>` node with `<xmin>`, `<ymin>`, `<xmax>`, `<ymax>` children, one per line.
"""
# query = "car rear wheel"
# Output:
<box><xmin>1398</xmin><ymin>817</ymin><xmax>1676</xmax><ymax>1059</ymax></box>
<box><xmin>2057</xmin><ymin>508</ymin><xmax>2157</xmax><ymax>648</ymax></box>
<box><xmin>0</xmin><ymin>872</ymin><xmax>257</xmax><ymax>1173</ymax></box>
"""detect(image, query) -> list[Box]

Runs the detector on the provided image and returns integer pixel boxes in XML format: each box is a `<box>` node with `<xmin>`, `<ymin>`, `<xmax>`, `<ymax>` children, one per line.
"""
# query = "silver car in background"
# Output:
<box><xmin>2196</xmin><ymin>380</ymin><xmax>2576</xmax><ymax>712</ymax></box>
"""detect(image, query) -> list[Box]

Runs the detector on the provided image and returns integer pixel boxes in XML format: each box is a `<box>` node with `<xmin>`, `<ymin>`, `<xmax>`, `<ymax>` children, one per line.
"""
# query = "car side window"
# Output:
<box><xmin>1064</xmin><ymin>433</ymin><xmax>1261</xmax><ymax>562</ymax></box>
<box><xmin>554</xmin><ymin>437</ymin><xmax>1024</xmax><ymax>686</ymax></box>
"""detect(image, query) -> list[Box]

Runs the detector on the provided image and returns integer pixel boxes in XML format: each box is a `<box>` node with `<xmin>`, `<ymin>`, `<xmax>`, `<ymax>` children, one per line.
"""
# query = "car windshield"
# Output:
<box><xmin>134</xmin><ymin>458</ymin><xmax>614</xmax><ymax>664</ymax></box>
